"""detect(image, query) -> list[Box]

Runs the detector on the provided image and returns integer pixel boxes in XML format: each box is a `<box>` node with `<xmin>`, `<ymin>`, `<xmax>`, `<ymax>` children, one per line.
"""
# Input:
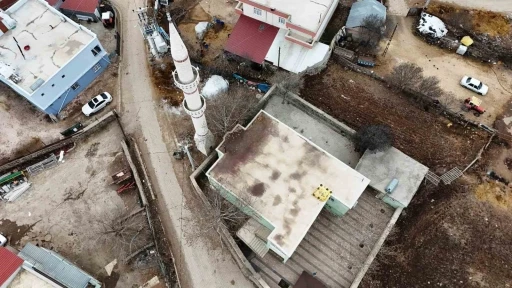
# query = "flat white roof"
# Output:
<box><xmin>356</xmin><ymin>147</ymin><xmax>429</xmax><ymax>207</ymax></box>
<box><xmin>251</xmin><ymin>0</ymin><xmax>336</xmax><ymax>32</ymax></box>
<box><xmin>0</xmin><ymin>0</ymin><xmax>94</xmax><ymax>93</ymax></box>
<box><xmin>208</xmin><ymin>111</ymin><xmax>369</xmax><ymax>258</ymax></box>
<box><xmin>265</xmin><ymin>29</ymin><xmax>330</xmax><ymax>73</ymax></box>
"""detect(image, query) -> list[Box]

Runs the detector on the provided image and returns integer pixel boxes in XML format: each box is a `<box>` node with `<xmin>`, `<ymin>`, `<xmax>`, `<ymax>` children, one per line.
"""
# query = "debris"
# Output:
<box><xmin>44</xmin><ymin>234</ymin><xmax>52</xmax><ymax>242</ymax></box>
<box><xmin>105</xmin><ymin>259</ymin><xmax>118</xmax><ymax>276</ymax></box>
<box><xmin>417</xmin><ymin>13</ymin><xmax>447</xmax><ymax>38</ymax></box>
<box><xmin>195</xmin><ymin>22</ymin><xmax>210</xmax><ymax>40</ymax></box>
<box><xmin>140</xmin><ymin>276</ymin><xmax>160</xmax><ymax>288</ymax></box>
<box><xmin>202</xmin><ymin>75</ymin><xmax>229</xmax><ymax>98</ymax></box>
<box><xmin>58</xmin><ymin>150</ymin><xmax>65</xmax><ymax>163</ymax></box>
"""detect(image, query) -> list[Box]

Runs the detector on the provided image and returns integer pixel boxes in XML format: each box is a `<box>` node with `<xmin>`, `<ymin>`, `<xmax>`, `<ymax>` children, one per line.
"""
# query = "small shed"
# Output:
<box><xmin>18</xmin><ymin>243</ymin><xmax>102</xmax><ymax>288</ymax></box>
<box><xmin>355</xmin><ymin>147</ymin><xmax>429</xmax><ymax>208</ymax></box>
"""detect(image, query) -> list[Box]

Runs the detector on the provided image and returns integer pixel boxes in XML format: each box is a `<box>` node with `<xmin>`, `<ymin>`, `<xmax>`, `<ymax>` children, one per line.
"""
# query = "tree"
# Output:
<box><xmin>206</xmin><ymin>85</ymin><xmax>259</xmax><ymax>138</ymax></box>
<box><xmin>386</xmin><ymin>62</ymin><xmax>424</xmax><ymax>91</ymax></box>
<box><xmin>270</xmin><ymin>71</ymin><xmax>305</xmax><ymax>97</ymax></box>
<box><xmin>354</xmin><ymin>125</ymin><xmax>393</xmax><ymax>153</ymax></box>
<box><xmin>183</xmin><ymin>184</ymin><xmax>253</xmax><ymax>246</ymax></box>
<box><xmin>95</xmin><ymin>206</ymin><xmax>151</xmax><ymax>259</ymax></box>
<box><xmin>360</xmin><ymin>14</ymin><xmax>386</xmax><ymax>52</ymax></box>
<box><xmin>418</xmin><ymin>76</ymin><xmax>443</xmax><ymax>98</ymax></box>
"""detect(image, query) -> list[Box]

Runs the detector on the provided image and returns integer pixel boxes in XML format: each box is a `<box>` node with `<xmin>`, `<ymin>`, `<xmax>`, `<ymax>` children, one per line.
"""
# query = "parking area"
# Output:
<box><xmin>0</xmin><ymin>121</ymin><xmax>158</xmax><ymax>287</ymax></box>
<box><xmin>374</xmin><ymin>16</ymin><xmax>512</xmax><ymax>126</ymax></box>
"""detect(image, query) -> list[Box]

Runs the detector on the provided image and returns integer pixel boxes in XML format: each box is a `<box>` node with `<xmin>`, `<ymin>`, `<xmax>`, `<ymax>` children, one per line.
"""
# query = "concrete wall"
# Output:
<box><xmin>324</xmin><ymin>196</ymin><xmax>350</xmax><ymax>216</ymax></box>
<box><xmin>208</xmin><ymin>176</ymin><xmax>275</xmax><ymax>231</ymax></box>
<box><xmin>32</xmin><ymin>38</ymin><xmax>108</xmax><ymax>114</ymax></box>
<box><xmin>44</xmin><ymin>54</ymin><xmax>110</xmax><ymax>115</ymax></box>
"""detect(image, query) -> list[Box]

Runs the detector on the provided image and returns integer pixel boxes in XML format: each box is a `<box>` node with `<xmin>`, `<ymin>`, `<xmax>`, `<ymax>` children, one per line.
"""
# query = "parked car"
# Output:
<box><xmin>82</xmin><ymin>92</ymin><xmax>112</xmax><ymax>116</ymax></box>
<box><xmin>0</xmin><ymin>233</ymin><xmax>7</xmax><ymax>246</ymax></box>
<box><xmin>460</xmin><ymin>76</ymin><xmax>488</xmax><ymax>96</ymax></box>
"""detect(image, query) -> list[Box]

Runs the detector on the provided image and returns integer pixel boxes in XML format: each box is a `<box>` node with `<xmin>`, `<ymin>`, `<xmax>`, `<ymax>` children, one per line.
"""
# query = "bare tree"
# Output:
<box><xmin>439</xmin><ymin>92</ymin><xmax>463</xmax><ymax>113</ymax></box>
<box><xmin>360</xmin><ymin>14</ymin><xmax>386</xmax><ymax>52</ymax></box>
<box><xmin>95</xmin><ymin>206</ymin><xmax>152</xmax><ymax>259</ymax></box>
<box><xmin>418</xmin><ymin>76</ymin><xmax>443</xmax><ymax>98</ymax></box>
<box><xmin>386</xmin><ymin>62</ymin><xmax>424</xmax><ymax>91</ymax></box>
<box><xmin>206</xmin><ymin>85</ymin><xmax>259</xmax><ymax>138</ymax></box>
<box><xmin>270</xmin><ymin>71</ymin><xmax>305</xmax><ymax>103</ymax></box>
<box><xmin>354</xmin><ymin>125</ymin><xmax>394</xmax><ymax>153</ymax></box>
<box><xmin>183</xmin><ymin>184</ymin><xmax>253</xmax><ymax>246</ymax></box>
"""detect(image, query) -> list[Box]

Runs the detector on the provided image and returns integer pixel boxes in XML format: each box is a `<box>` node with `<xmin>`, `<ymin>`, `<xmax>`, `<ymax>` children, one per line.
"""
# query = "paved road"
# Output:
<box><xmin>111</xmin><ymin>0</ymin><xmax>254</xmax><ymax>287</ymax></box>
<box><xmin>436</xmin><ymin>0</ymin><xmax>512</xmax><ymax>12</ymax></box>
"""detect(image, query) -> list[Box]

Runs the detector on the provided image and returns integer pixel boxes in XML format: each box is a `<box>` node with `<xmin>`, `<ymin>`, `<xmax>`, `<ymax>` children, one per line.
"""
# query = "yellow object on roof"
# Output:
<box><xmin>313</xmin><ymin>185</ymin><xmax>332</xmax><ymax>202</ymax></box>
<box><xmin>461</xmin><ymin>36</ymin><xmax>474</xmax><ymax>46</ymax></box>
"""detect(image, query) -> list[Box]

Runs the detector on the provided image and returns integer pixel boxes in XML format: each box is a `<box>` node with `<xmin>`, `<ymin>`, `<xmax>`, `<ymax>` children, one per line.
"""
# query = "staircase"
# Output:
<box><xmin>237</xmin><ymin>218</ymin><xmax>271</xmax><ymax>258</ymax></box>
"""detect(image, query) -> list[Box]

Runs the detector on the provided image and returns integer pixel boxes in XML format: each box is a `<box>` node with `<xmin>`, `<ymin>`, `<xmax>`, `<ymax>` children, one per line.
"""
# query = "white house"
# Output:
<box><xmin>0</xmin><ymin>0</ymin><xmax>109</xmax><ymax>117</ymax></box>
<box><xmin>225</xmin><ymin>0</ymin><xmax>338</xmax><ymax>73</ymax></box>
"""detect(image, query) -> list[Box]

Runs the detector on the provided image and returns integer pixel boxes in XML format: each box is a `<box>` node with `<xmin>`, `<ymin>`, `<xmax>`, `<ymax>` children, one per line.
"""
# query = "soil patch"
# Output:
<box><xmin>301</xmin><ymin>61</ymin><xmax>488</xmax><ymax>170</ymax></box>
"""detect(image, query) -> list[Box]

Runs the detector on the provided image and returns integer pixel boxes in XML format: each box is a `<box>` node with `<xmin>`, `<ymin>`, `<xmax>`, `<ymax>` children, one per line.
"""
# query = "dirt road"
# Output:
<box><xmin>375</xmin><ymin>16</ymin><xmax>512</xmax><ymax>126</ymax></box>
<box><xmin>436</xmin><ymin>0</ymin><xmax>512</xmax><ymax>12</ymax></box>
<box><xmin>111</xmin><ymin>0</ymin><xmax>253</xmax><ymax>287</ymax></box>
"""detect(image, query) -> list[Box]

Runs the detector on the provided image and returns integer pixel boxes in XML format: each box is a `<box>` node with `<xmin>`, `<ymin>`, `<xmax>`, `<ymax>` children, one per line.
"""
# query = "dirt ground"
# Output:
<box><xmin>200</xmin><ymin>0</ymin><xmax>239</xmax><ymax>24</ymax></box>
<box><xmin>374</xmin><ymin>16</ymin><xmax>512</xmax><ymax>126</ymax></box>
<box><xmin>435</xmin><ymin>0</ymin><xmax>512</xmax><ymax>13</ymax></box>
<box><xmin>302</xmin><ymin>61</ymin><xmax>512</xmax><ymax>287</ymax></box>
<box><xmin>302</xmin><ymin>61</ymin><xmax>488</xmax><ymax>170</ymax></box>
<box><xmin>0</xmin><ymin>61</ymin><xmax>120</xmax><ymax>165</ymax></box>
<box><xmin>0</xmin><ymin>121</ymin><xmax>160</xmax><ymax>287</ymax></box>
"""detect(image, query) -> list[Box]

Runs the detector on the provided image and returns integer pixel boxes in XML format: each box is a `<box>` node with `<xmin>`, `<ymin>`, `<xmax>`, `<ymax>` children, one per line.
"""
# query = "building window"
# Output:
<box><xmin>62</xmin><ymin>75</ymin><xmax>65</xmax><ymax>78</ymax></box>
<box><xmin>93</xmin><ymin>63</ymin><xmax>101</xmax><ymax>72</ymax></box>
<box><xmin>278</xmin><ymin>17</ymin><xmax>285</xmax><ymax>24</ymax></box>
<box><xmin>253</xmin><ymin>7</ymin><xmax>262</xmax><ymax>16</ymax></box>
<box><xmin>71</xmin><ymin>82</ymin><xmax>80</xmax><ymax>90</ymax></box>
<box><xmin>41</xmin><ymin>93</ymin><xmax>45</xmax><ymax>96</ymax></box>
<box><xmin>51</xmin><ymin>84</ymin><xmax>55</xmax><ymax>87</ymax></box>
<box><xmin>91</xmin><ymin>45</ymin><xmax>102</xmax><ymax>56</ymax></box>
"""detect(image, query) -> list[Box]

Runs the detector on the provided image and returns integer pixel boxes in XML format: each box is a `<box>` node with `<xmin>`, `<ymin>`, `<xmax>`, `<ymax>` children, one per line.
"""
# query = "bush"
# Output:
<box><xmin>386</xmin><ymin>62</ymin><xmax>424</xmax><ymax>91</ymax></box>
<box><xmin>354</xmin><ymin>125</ymin><xmax>393</xmax><ymax>153</ymax></box>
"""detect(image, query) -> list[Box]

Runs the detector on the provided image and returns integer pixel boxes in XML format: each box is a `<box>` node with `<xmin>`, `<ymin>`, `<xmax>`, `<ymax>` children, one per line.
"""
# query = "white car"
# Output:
<box><xmin>82</xmin><ymin>92</ymin><xmax>112</xmax><ymax>116</ymax></box>
<box><xmin>460</xmin><ymin>76</ymin><xmax>488</xmax><ymax>96</ymax></box>
<box><xmin>0</xmin><ymin>234</ymin><xmax>7</xmax><ymax>246</ymax></box>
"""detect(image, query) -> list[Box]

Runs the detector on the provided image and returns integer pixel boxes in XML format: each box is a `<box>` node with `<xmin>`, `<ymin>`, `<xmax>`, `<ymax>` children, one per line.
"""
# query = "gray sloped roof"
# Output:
<box><xmin>346</xmin><ymin>0</ymin><xmax>387</xmax><ymax>28</ymax></box>
<box><xmin>18</xmin><ymin>243</ymin><xmax>97</xmax><ymax>288</ymax></box>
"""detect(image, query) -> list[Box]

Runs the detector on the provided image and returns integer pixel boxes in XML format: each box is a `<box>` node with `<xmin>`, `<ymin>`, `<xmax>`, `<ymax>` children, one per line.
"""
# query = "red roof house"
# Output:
<box><xmin>0</xmin><ymin>247</ymin><xmax>24</xmax><ymax>288</ymax></box>
<box><xmin>46</xmin><ymin>0</ymin><xmax>100</xmax><ymax>21</ymax></box>
<box><xmin>224</xmin><ymin>15</ymin><xmax>279</xmax><ymax>64</ymax></box>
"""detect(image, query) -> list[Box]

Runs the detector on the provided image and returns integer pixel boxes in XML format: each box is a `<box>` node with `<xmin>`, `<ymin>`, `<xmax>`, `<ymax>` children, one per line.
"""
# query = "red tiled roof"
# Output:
<box><xmin>0</xmin><ymin>247</ymin><xmax>23</xmax><ymax>285</ymax></box>
<box><xmin>46</xmin><ymin>0</ymin><xmax>98</xmax><ymax>13</ymax></box>
<box><xmin>224</xmin><ymin>15</ymin><xmax>278</xmax><ymax>64</ymax></box>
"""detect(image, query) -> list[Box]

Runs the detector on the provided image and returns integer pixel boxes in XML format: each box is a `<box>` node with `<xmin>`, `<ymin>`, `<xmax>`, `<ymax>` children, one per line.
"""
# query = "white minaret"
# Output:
<box><xmin>167</xmin><ymin>13</ymin><xmax>214</xmax><ymax>155</ymax></box>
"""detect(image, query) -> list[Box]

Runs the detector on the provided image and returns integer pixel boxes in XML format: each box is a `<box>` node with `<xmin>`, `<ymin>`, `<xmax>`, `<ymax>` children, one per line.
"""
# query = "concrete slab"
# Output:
<box><xmin>355</xmin><ymin>147</ymin><xmax>429</xmax><ymax>207</ymax></box>
<box><xmin>263</xmin><ymin>95</ymin><xmax>360</xmax><ymax>168</ymax></box>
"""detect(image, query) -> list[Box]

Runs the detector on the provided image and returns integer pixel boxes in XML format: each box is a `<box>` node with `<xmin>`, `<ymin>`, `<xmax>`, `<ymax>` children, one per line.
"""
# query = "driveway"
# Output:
<box><xmin>375</xmin><ymin>16</ymin><xmax>512</xmax><ymax>126</ymax></box>
<box><xmin>110</xmin><ymin>0</ymin><xmax>254</xmax><ymax>287</ymax></box>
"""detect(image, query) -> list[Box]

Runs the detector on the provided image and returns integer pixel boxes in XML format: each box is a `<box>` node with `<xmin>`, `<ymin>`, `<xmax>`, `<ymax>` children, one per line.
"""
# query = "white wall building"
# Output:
<box><xmin>0</xmin><ymin>0</ymin><xmax>109</xmax><ymax>116</ymax></box>
<box><xmin>225</xmin><ymin>0</ymin><xmax>338</xmax><ymax>73</ymax></box>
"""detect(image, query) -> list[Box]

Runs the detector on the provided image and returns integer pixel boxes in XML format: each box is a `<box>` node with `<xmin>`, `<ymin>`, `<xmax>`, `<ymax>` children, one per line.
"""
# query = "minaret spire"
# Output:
<box><xmin>167</xmin><ymin>13</ymin><xmax>214</xmax><ymax>155</ymax></box>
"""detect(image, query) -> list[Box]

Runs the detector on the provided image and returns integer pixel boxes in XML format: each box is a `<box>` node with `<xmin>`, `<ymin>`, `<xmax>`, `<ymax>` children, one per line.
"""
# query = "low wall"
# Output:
<box><xmin>0</xmin><ymin>111</ymin><xmax>117</xmax><ymax>174</ymax></box>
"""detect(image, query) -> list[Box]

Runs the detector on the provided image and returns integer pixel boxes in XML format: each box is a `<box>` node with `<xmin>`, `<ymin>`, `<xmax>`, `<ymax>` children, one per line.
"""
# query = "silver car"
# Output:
<box><xmin>460</xmin><ymin>76</ymin><xmax>489</xmax><ymax>96</ymax></box>
<box><xmin>82</xmin><ymin>92</ymin><xmax>113</xmax><ymax>116</ymax></box>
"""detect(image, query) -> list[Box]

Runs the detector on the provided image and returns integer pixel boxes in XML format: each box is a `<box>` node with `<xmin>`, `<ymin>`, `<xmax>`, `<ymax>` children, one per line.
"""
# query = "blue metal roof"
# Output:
<box><xmin>18</xmin><ymin>243</ymin><xmax>100</xmax><ymax>288</ymax></box>
<box><xmin>346</xmin><ymin>0</ymin><xmax>387</xmax><ymax>28</ymax></box>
